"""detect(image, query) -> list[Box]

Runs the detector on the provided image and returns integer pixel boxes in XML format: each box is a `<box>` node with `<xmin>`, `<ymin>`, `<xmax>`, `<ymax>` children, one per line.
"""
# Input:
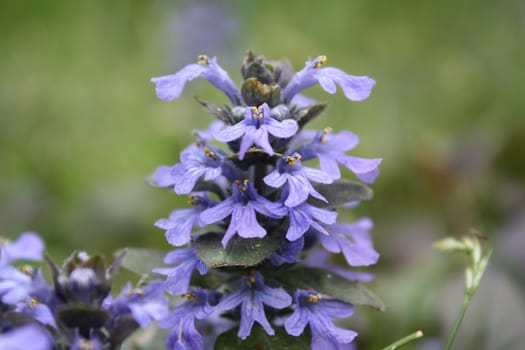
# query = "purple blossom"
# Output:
<box><xmin>214</xmin><ymin>103</ymin><xmax>298</xmax><ymax>160</ymax></box>
<box><xmin>282</xmin><ymin>55</ymin><xmax>375</xmax><ymax>102</ymax></box>
<box><xmin>269</xmin><ymin>237</ymin><xmax>304</xmax><ymax>266</ymax></box>
<box><xmin>153</xmin><ymin>248</ymin><xmax>208</xmax><ymax>295</ymax></box>
<box><xmin>304</xmin><ymin>251</ymin><xmax>375</xmax><ymax>283</ymax></box>
<box><xmin>216</xmin><ymin>271</ymin><xmax>292</xmax><ymax>339</ymax></box>
<box><xmin>151</xmin><ymin>55</ymin><xmax>242</xmax><ymax>104</ymax></box>
<box><xmin>169</xmin><ymin>143</ymin><xmax>231</xmax><ymax>195</ymax></box>
<box><xmin>0</xmin><ymin>232</ymin><xmax>44</xmax><ymax>266</ymax></box>
<box><xmin>297</xmin><ymin>129</ymin><xmax>382</xmax><ymax>183</ymax></box>
<box><xmin>103</xmin><ymin>280</ymin><xmax>169</xmax><ymax>328</ymax></box>
<box><xmin>159</xmin><ymin>288</ymin><xmax>219</xmax><ymax>350</ymax></box>
<box><xmin>284</xmin><ymin>198</ymin><xmax>338</xmax><ymax>241</ymax></box>
<box><xmin>0</xmin><ymin>324</ymin><xmax>53</xmax><ymax>350</ymax></box>
<box><xmin>285</xmin><ymin>289</ymin><xmax>357</xmax><ymax>349</ymax></box>
<box><xmin>14</xmin><ymin>297</ymin><xmax>56</xmax><ymax>328</ymax></box>
<box><xmin>156</xmin><ymin>193</ymin><xmax>215</xmax><ymax>247</ymax></box>
<box><xmin>263</xmin><ymin>153</ymin><xmax>332</xmax><ymax>207</ymax></box>
<box><xmin>319</xmin><ymin>218</ymin><xmax>379</xmax><ymax>267</ymax></box>
<box><xmin>200</xmin><ymin>180</ymin><xmax>286</xmax><ymax>247</ymax></box>
<box><xmin>0</xmin><ymin>266</ymin><xmax>47</xmax><ymax>304</ymax></box>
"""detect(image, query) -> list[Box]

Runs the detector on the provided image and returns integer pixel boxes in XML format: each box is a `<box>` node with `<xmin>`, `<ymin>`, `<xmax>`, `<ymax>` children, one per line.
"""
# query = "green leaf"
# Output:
<box><xmin>310</xmin><ymin>180</ymin><xmax>373</xmax><ymax>207</ymax></box>
<box><xmin>194</xmin><ymin>233</ymin><xmax>281</xmax><ymax>268</ymax></box>
<box><xmin>215</xmin><ymin>324</ymin><xmax>311</xmax><ymax>350</ymax></box>
<box><xmin>293</xmin><ymin>103</ymin><xmax>327</xmax><ymax>127</ymax></box>
<box><xmin>116</xmin><ymin>248</ymin><xmax>166</xmax><ymax>276</ymax></box>
<box><xmin>271</xmin><ymin>267</ymin><xmax>385</xmax><ymax>311</ymax></box>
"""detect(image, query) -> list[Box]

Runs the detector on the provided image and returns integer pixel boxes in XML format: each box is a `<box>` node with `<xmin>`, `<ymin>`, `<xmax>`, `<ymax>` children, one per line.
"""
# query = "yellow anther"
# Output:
<box><xmin>307</xmin><ymin>294</ymin><xmax>322</xmax><ymax>303</ymax></box>
<box><xmin>285</xmin><ymin>154</ymin><xmax>302</xmax><ymax>165</ymax></box>
<box><xmin>181</xmin><ymin>292</ymin><xmax>196</xmax><ymax>302</ymax></box>
<box><xmin>320</xmin><ymin>127</ymin><xmax>332</xmax><ymax>143</ymax></box>
<box><xmin>29</xmin><ymin>298</ymin><xmax>38</xmax><ymax>309</ymax></box>
<box><xmin>197</xmin><ymin>55</ymin><xmax>210</xmax><ymax>65</ymax></box>
<box><xmin>313</xmin><ymin>55</ymin><xmax>327</xmax><ymax>69</ymax></box>
<box><xmin>127</xmin><ymin>288</ymin><xmax>145</xmax><ymax>297</ymax></box>
<box><xmin>203</xmin><ymin>146</ymin><xmax>217</xmax><ymax>160</ymax></box>
<box><xmin>21</xmin><ymin>265</ymin><xmax>34</xmax><ymax>275</ymax></box>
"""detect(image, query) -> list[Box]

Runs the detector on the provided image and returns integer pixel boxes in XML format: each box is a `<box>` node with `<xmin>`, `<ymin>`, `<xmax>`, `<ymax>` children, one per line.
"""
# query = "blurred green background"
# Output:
<box><xmin>1</xmin><ymin>0</ymin><xmax>524</xmax><ymax>349</ymax></box>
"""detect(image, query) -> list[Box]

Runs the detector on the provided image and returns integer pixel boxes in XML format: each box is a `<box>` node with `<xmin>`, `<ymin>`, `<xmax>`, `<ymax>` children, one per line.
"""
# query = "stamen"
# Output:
<box><xmin>307</xmin><ymin>294</ymin><xmax>322</xmax><ymax>303</ymax></box>
<box><xmin>197</xmin><ymin>55</ymin><xmax>210</xmax><ymax>65</ymax></box>
<box><xmin>181</xmin><ymin>292</ymin><xmax>196</xmax><ymax>302</ymax></box>
<box><xmin>203</xmin><ymin>146</ymin><xmax>217</xmax><ymax>160</ymax></box>
<box><xmin>285</xmin><ymin>153</ymin><xmax>302</xmax><ymax>165</ymax></box>
<box><xmin>21</xmin><ymin>265</ymin><xmax>34</xmax><ymax>275</ymax></box>
<box><xmin>313</xmin><ymin>55</ymin><xmax>327</xmax><ymax>69</ymax></box>
<box><xmin>127</xmin><ymin>288</ymin><xmax>145</xmax><ymax>297</ymax></box>
<box><xmin>320</xmin><ymin>127</ymin><xmax>332</xmax><ymax>143</ymax></box>
<box><xmin>29</xmin><ymin>297</ymin><xmax>38</xmax><ymax>309</ymax></box>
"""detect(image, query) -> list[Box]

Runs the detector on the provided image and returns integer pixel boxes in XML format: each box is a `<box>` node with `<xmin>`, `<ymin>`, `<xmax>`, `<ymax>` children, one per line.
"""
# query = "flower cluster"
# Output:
<box><xmin>0</xmin><ymin>232</ymin><xmax>169</xmax><ymax>349</ymax></box>
<box><xmin>150</xmin><ymin>52</ymin><xmax>382</xmax><ymax>349</ymax></box>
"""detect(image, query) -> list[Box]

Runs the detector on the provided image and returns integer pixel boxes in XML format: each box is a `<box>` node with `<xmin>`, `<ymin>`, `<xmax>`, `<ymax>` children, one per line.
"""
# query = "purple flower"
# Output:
<box><xmin>151</xmin><ymin>55</ymin><xmax>242</xmax><ymax>104</ymax></box>
<box><xmin>153</xmin><ymin>248</ymin><xmax>208</xmax><ymax>295</ymax></box>
<box><xmin>159</xmin><ymin>288</ymin><xmax>219</xmax><ymax>350</ymax></box>
<box><xmin>214</xmin><ymin>103</ymin><xmax>298</xmax><ymax>160</ymax></box>
<box><xmin>269</xmin><ymin>237</ymin><xmax>304</xmax><ymax>266</ymax></box>
<box><xmin>200</xmin><ymin>180</ymin><xmax>286</xmax><ymax>247</ymax></box>
<box><xmin>284</xmin><ymin>199</ymin><xmax>338</xmax><ymax>241</ymax></box>
<box><xmin>156</xmin><ymin>193</ymin><xmax>215</xmax><ymax>246</ymax></box>
<box><xmin>103</xmin><ymin>280</ymin><xmax>169</xmax><ymax>328</ymax></box>
<box><xmin>0</xmin><ymin>232</ymin><xmax>44</xmax><ymax>266</ymax></box>
<box><xmin>297</xmin><ymin>129</ymin><xmax>382</xmax><ymax>183</ymax></box>
<box><xmin>0</xmin><ymin>324</ymin><xmax>53</xmax><ymax>350</ymax></box>
<box><xmin>319</xmin><ymin>218</ymin><xmax>379</xmax><ymax>267</ymax></box>
<box><xmin>0</xmin><ymin>266</ymin><xmax>46</xmax><ymax>304</ymax></box>
<box><xmin>169</xmin><ymin>143</ymin><xmax>231</xmax><ymax>195</ymax></box>
<box><xmin>14</xmin><ymin>297</ymin><xmax>57</xmax><ymax>328</ymax></box>
<box><xmin>282</xmin><ymin>55</ymin><xmax>375</xmax><ymax>102</ymax></box>
<box><xmin>216</xmin><ymin>271</ymin><xmax>292</xmax><ymax>339</ymax></box>
<box><xmin>285</xmin><ymin>290</ymin><xmax>357</xmax><ymax>349</ymax></box>
<box><xmin>304</xmin><ymin>251</ymin><xmax>375</xmax><ymax>283</ymax></box>
<box><xmin>263</xmin><ymin>153</ymin><xmax>332</xmax><ymax>207</ymax></box>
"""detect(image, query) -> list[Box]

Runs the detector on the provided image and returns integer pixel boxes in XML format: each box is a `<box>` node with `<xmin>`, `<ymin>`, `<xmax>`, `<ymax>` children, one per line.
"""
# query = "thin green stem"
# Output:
<box><xmin>444</xmin><ymin>290</ymin><xmax>473</xmax><ymax>350</ymax></box>
<box><xmin>381</xmin><ymin>330</ymin><xmax>424</xmax><ymax>350</ymax></box>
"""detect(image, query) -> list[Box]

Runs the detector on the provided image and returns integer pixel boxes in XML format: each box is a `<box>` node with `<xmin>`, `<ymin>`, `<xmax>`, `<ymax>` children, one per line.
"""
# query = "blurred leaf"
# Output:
<box><xmin>293</xmin><ymin>103</ymin><xmax>327</xmax><ymax>127</ymax></box>
<box><xmin>194</xmin><ymin>233</ymin><xmax>281</xmax><ymax>268</ymax></box>
<box><xmin>195</xmin><ymin>97</ymin><xmax>234</xmax><ymax>124</ymax></box>
<box><xmin>271</xmin><ymin>267</ymin><xmax>385</xmax><ymax>311</ymax></box>
<box><xmin>215</xmin><ymin>324</ymin><xmax>311</xmax><ymax>349</ymax></box>
<box><xmin>310</xmin><ymin>180</ymin><xmax>373</xmax><ymax>207</ymax></box>
<box><xmin>116</xmin><ymin>248</ymin><xmax>166</xmax><ymax>276</ymax></box>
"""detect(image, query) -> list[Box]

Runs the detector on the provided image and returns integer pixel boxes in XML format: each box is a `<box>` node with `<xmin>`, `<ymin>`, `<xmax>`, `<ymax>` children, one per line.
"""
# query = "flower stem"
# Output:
<box><xmin>444</xmin><ymin>289</ymin><xmax>474</xmax><ymax>350</ymax></box>
<box><xmin>381</xmin><ymin>330</ymin><xmax>424</xmax><ymax>350</ymax></box>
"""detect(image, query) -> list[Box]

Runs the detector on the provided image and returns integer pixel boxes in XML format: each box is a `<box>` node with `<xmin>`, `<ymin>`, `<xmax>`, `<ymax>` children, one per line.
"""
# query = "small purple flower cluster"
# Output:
<box><xmin>150</xmin><ymin>52</ymin><xmax>382</xmax><ymax>349</ymax></box>
<box><xmin>0</xmin><ymin>232</ymin><xmax>169</xmax><ymax>349</ymax></box>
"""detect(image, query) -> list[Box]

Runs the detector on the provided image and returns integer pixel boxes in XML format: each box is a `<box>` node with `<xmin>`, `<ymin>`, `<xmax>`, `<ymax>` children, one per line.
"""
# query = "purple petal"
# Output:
<box><xmin>200</xmin><ymin>198</ymin><xmax>235</xmax><ymax>225</ymax></box>
<box><xmin>214</xmin><ymin>121</ymin><xmax>248</xmax><ymax>143</ymax></box>
<box><xmin>152</xmin><ymin>165</ymin><xmax>177</xmax><ymax>188</ymax></box>
<box><xmin>318</xmin><ymin>155</ymin><xmax>341</xmax><ymax>180</ymax></box>
<box><xmin>151</xmin><ymin>63</ymin><xmax>206</xmax><ymax>101</ymax></box>
<box><xmin>264</xmin><ymin>118</ymin><xmax>298</xmax><ymax>138</ymax></box>
<box><xmin>231</xmin><ymin>205</ymin><xmax>266</xmax><ymax>239</ymax></box>
<box><xmin>302</xmin><ymin>166</ymin><xmax>333</xmax><ymax>184</ymax></box>
<box><xmin>263</xmin><ymin>170</ymin><xmax>288</xmax><ymax>188</ymax></box>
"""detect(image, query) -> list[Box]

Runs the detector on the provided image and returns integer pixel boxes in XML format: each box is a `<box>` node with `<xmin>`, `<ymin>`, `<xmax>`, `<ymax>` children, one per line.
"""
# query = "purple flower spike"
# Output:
<box><xmin>0</xmin><ymin>232</ymin><xmax>45</xmax><ymax>266</ymax></box>
<box><xmin>103</xmin><ymin>280</ymin><xmax>169</xmax><ymax>328</ymax></box>
<box><xmin>285</xmin><ymin>289</ymin><xmax>357</xmax><ymax>349</ymax></box>
<box><xmin>282</xmin><ymin>55</ymin><xmax>375</xmax><ymax>102</ymax></box>
<box><xmin>264</xmin><ymin>153</ymin><xmax>332</xmax><ymax>207</ymax></box>
<box><xmin>151</xmin><ymin>55</ymin><xmax>242</xmax><ymax>104</ymax></box>
<box><xmin>200</xmin><ymin>180</ymin><xmax>286</xmax><ymax>247</ymax></box>
<box><xmin>153</xmin><ymin>248</ymin><xmax>208</xmax><ymax>295</ymax></box>
<box><xmin>217</xmin><ymin>271</ymin><xmax>292</xmax><ymax>339</ymax></box>
<box><xmin>298</xmin><ymin>128</ymin><xmax>382</xmax><ymax>183</ymax></box>
<box><xmin>214</xmin><ymin>103</ymin><xmax>298</xmax><ymax>160</ymax></box>
<box><xmin>319</xmin><ymin>218</ymin><xmax>379</xmax><ymax>267</ymax></box>
<box><xmin>0</xmin><ymin>324</ymin><xmax>53</xmax><ymax>350</ymax></box>
<box><xmin>156</xmin><ymin>193</ymin><xmax>215</xmax><ymax>247</ymax></box>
